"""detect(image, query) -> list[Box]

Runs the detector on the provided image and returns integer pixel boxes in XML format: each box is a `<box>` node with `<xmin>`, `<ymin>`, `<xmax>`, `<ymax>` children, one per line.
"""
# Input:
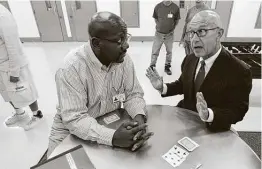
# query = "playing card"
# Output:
<box><xmin>178</xmin><ymin>137</ymin><xmax>199</xmax><ymax>152</ymax></box>
<box><xmin>162</xmin><ymin>152</ymin><xmax>179</xmax><ymax>168</ymax></box>
<box><xmin>162</xmin><ymin>145</ymin><xmax>189</xmax><ymax>168</ymax></box>
<box><xmin>172</xmin><ymin>145</ymin><xmax>189</xmax><ymax>158</ymax></box>
<box><xmin>103</xmin><ymin>114</ymin><xmax>120</xmax><ymax>124</ymax></box>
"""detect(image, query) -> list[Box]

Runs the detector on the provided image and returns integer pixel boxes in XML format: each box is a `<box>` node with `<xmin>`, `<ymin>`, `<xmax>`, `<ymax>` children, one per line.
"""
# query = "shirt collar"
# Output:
<box><xmin>84</xmin><ymin>42</ymin><xmax>109</xmax><ymax>71</ymax></box>
<box><xmin>199</xmin><ymin>46</ymin><xmax>222</xmax><ymax>66</ymax></box>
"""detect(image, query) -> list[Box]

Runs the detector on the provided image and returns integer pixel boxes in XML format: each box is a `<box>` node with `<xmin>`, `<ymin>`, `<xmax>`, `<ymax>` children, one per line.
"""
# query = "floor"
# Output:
<box><xmin>0</xmin><ymin>42</ymin><xmax>261</xmax><ymax>169</ymax></box>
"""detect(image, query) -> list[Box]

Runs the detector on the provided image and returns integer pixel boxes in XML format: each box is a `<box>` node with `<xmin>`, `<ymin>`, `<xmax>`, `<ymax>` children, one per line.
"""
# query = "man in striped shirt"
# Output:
<box><xmin>47</xmin><ymin>12</ymin><xmax>153</xmax><ymax>156</ymax></box>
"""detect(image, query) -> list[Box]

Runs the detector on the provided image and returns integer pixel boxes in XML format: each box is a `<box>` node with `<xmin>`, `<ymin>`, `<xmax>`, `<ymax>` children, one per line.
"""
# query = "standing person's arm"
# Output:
<box><xmin>153</xmin><ymin>6</ymin><xmax>158</xmax><ymax>24</ymax></box>
<box><xmin>0</xmin><ymin>14</ymin><xmax>22</xmax><ymax>81</ymax></box>
<box><xmin>174</xmin><ymin>7</ymin><xmax>181</xmax><ymax>28</ymax></box>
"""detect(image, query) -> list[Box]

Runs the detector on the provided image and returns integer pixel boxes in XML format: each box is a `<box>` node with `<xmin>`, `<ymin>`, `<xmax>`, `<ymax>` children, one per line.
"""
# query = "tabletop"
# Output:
<box><xmin>50</xmin><ymin>105</ymin><xmax>261</xmax><ymax>169</ymax></box>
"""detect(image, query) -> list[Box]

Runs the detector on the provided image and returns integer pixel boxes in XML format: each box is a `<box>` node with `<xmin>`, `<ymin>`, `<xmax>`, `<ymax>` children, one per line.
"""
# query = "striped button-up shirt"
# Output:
<box><xmin>55</xmin><ymin>43</ymin><xmax>146</xmax><ymax>146</ymax></box>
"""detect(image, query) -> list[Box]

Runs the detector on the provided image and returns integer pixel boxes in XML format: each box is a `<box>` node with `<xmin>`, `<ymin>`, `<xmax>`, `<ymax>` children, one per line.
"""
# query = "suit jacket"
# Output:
<box><xmin>162</xmin><ymin>47</ymin><xmax>252</xmax><ymax>131</ymax></box>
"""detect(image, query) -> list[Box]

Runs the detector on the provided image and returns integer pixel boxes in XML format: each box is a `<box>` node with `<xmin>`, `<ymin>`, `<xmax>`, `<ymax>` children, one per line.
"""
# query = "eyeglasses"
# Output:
<box><xmin>186</xmin><ymin>27</ymin><xmax>219</xmax><ymax>38</ymax></box>
<box><xmin>99</xmin><ymin>33</ymin><xmax>132</xmax><ymax>46</ymax></box>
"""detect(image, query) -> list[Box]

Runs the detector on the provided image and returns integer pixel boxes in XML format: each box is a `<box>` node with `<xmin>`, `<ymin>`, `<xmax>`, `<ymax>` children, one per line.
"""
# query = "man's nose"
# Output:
<box><xmin>121</xmin><ymin>41</ymin><xmax>129</xmax><ymax>50</ymax></box>
<box><xmin>190</xmin><ymin>33</ymin><xmax>200</xmax><ymax>44</ymax></box>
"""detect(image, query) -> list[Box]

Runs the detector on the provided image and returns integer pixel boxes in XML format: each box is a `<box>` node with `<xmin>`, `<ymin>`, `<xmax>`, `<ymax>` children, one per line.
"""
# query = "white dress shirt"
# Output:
<box><xmin>162</xmin><ymin>46</ymin><xmax>222</xmax><ymax>122</ymax></box>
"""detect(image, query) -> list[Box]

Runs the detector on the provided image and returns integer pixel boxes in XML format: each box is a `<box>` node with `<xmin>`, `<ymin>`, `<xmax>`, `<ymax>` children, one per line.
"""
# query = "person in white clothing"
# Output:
<box><xmin>0</xmin><ymin>4</ymin><xmax>43</xmax><ymax>130</ymax></box>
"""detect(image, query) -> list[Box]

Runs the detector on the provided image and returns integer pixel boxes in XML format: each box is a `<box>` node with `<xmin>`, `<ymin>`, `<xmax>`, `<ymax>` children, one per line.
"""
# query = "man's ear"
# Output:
<box><xmin>91</xmin><ymin>37</ymin><xmax>100</xmax><ymax>49</ymax></box>
<box><xmin>217</xmin><ymin>28</ymin><xmax>224</xmax><ymax>38</ymax></box>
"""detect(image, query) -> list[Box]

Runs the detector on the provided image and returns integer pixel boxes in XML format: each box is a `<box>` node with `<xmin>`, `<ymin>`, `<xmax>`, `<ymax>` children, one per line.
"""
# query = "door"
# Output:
<box><xmin>65</xmin><ymin>0</ymin><xmax>97</xmax><ymax>42</ymax></box>
<box><xmin>31</xmin><ymin>0</ymin><xmax>64</xmax><ymax>42</ymax></box>
<box><xmin>120</xmin><ymin>0</ymin><xmax>140</xmax><ymax>28</ymax></box>
<box><xmin>173</xmin><ymin>0</ymin><xmax>195</xmax><ymax>41</ymax></box>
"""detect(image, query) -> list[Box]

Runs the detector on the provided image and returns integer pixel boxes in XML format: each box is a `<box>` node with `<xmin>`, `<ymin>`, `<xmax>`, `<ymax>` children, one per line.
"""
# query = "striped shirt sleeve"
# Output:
<box><xmin>55</xmin><ymin>66</ymin><xmax>116</xmax><ymax>146</ymax></box>
<box><xmin>123</xmin><ymin>57</ymin><xmax>147</xmax><ymax>119</ymax></box>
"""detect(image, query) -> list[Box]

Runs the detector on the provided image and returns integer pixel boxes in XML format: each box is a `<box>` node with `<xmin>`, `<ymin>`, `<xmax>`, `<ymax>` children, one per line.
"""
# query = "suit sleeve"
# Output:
<box><xmin>207</xmin><ymin>67</ymin><xmax>252</xmax><ymax>131</ymax></box>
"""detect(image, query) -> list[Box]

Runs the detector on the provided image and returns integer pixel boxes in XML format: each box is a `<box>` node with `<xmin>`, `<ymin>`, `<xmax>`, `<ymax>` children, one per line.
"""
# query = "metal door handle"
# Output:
<box><xmin>45</xmin><ymin>1</ymin><xmax>52</xmax><ymax>11</ymax></box>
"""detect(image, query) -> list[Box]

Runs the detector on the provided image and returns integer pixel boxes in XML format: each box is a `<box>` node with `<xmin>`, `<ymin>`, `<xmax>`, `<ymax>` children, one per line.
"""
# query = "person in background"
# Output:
<box><xmin>47</xmin><ymin>11</ymin><xmax>153</xmax><ymax>156</ymax></box>
<box><xmin>180</xmin><ymin>0</ymin><xmax>210</xmax><ymax>55</ymax></box>
<box><xmin>146</xmin><ymin>10</ymin><xmax>252</xmax><ymax>131</ymax></box>
<box><xmin>0</xmin><ymin>4</ymin><xmax>43</xmax><ymax>130</ymax></box>
<box><xmin>150</xmin><ymin>0</ymin><xmax>180</xmax><ymax>75</ymax></box>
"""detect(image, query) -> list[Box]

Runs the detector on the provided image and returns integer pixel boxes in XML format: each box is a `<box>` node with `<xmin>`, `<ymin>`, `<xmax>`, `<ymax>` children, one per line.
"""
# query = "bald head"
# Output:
<box><xmin>189</xmin><ymin>10</ymin><xmax>222</xmax><ymax>29</ymax></box>
<box><xmin>187</xmin><ymin>10</ymin><xmax>224</xmax><ymax>59</ymax></box>
<box><xmin>88</xmin><ymin>11</ymin><xmax>127</xmax><ymax>38</ymax></box>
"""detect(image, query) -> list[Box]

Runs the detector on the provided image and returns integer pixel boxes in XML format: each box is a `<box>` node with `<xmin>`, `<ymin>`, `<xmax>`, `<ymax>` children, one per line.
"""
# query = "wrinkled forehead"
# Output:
<box><xmin>188</xmin><ymin>10</ymin><xmax>222</xmax><ymax>30</ymax></box>
<box><xmin>196</xmin><ymin>0</ymin><xmax>203</xmax><ymax>3</ymax></box>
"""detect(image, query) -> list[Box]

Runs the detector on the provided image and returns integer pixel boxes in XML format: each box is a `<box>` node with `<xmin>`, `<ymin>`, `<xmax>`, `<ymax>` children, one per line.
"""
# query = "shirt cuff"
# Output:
<box><xmin>200</xmin><ymin>108</ymin><xmax>214</xmax><ymax>122</ymax></box>
<box><xmin>98</xmin><ymin>128</ymin><xmax>116</xmax><ymax>146</ymax></box>
<box><xmin>130</xmin><ymin>110</ymin><xmax>146</xmax><ymax>119</ymax></box>
<box><xmin>161</xmin><ymin>84</ymin><xmax>167</xmax><ymax>95</ymax></box>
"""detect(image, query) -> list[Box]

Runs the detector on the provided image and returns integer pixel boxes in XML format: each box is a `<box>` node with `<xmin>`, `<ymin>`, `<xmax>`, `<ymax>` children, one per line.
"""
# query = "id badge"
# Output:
<box><xmin>113</xmin><ymin>93</ymin><xmax>125</xmax><ymax>103</ymax></box>
<box><xmin>103</xmin><ymin>114</ymin><xmax>120</xmax><ymax>124</ymax></box>
<box><xmin>167</xmin><ymin>13</ymin><xmax>173</xmax><ymax>18</ymax></box>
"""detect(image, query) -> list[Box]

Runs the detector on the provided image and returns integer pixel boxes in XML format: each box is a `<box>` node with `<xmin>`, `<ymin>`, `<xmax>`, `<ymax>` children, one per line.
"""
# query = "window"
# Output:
<box><xmin>179</xmin><ymin>0</ymin><xmax>185</xmax><ymax>9</ymax></box>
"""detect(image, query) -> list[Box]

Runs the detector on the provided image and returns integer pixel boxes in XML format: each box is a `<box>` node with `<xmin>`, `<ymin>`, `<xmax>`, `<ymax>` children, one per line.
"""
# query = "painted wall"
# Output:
<box><xmin>227</xmin><ymin>0</ymin><xmax>261</xmax><ymax>37</ymax></box>
<box><xmin>8</xmin><ymin>0</ymin><xmax>39</xmax><ymax>38</ymax></box>
<box><xmin>6</xmin><ymin>0</ymin><xmax>262</xmax><ymax>39</ymax></box>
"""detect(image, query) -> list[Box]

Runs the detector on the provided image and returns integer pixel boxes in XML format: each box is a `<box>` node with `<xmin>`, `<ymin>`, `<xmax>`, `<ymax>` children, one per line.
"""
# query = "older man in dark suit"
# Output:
<box><xmin>146</xmin><ymin>10</ymin><xmax>252</xmax><ymax>131</ymax></box>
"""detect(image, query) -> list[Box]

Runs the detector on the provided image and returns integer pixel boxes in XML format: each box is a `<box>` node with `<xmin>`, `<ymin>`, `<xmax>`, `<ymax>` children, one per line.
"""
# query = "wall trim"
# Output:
<box><xmin>131</xmin><ymin>36</ymin><xmax>154</xmax><ymax>41</ymax></box>
<box><xmin>132</xmin><ymin>36</ymin><xmax>261</xmax><ymax>43</ymax></box>
<box><xmin>20</xmin><ymin>37</ymin><xmax>41</xmax><ymax>42</ymax></box>
<box><xmin>20</xmin><ymin>37</ymin><xmax>261</xmax><ymax>43</ymax></box>
<box><xmin>223</xmin><ymin>37</ymin><xmax>261</xmax><ymax>43</ymax></box>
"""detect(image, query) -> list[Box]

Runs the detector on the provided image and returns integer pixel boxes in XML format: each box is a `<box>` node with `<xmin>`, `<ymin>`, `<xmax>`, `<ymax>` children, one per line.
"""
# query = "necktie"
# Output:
<box><xmin>195</xmin><ymin>60</ymin><xmax>205</xmax><ymax>92</ymax></box>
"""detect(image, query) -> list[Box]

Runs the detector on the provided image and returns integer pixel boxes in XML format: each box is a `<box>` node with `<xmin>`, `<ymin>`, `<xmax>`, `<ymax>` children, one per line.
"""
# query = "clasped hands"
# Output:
<box><xmin>112</xmin><ymin>114</ymin><xmax>154</xmax><ymax>152</ymax></box>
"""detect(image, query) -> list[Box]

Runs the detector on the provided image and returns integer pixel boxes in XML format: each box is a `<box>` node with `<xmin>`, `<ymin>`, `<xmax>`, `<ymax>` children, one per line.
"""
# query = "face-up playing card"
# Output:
<box><xmin>162</xmin><ymin>145</ymin><xmax>189</xmax><ymax>168</ymax></box>
<box><xmin>103</xmin><ymin>114</ymin><xmax>120</xmax><ymax>124</ymax></box>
